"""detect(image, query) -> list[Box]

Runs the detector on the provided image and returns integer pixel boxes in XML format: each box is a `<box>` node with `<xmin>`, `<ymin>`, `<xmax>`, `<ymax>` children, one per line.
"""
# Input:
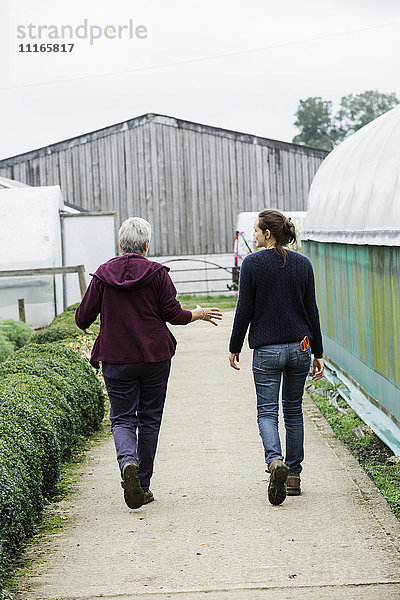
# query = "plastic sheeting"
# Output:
<box><xmin>0</xmin><ymin>186</ymin><xmax>64</xmax><ymax>325</ymax></box>
<box><xmin>302</xmin><ymin>105</ymin><xmax>400</xmax><ymax>246</ymax></box>
<box><xmin>61</xmin><ymin>213</ymin><xmax>117</xmax><ymax>306</ymax></box>
<box><xmin>0</xmin><ymin>186</ymin><xmax>117</xmax><ymax>326</ymax></box>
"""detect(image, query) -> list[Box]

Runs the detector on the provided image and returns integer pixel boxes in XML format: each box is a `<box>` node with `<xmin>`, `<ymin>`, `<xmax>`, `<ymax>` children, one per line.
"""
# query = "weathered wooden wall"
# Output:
<box><xmin>0</xmin><ymin>114</ymin><xmax>328</xmax><ymax>255</ymax></box>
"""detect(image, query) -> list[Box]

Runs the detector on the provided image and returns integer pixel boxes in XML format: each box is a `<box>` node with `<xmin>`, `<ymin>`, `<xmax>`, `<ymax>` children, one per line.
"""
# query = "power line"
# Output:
<box><xmin>2</xmin><ymin>19</ymin><xmax>400</xmax><ymax>91</ymax></box>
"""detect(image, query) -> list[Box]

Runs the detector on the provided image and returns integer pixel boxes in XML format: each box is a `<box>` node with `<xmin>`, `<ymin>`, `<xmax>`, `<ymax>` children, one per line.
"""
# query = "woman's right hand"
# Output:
<box><xmin>312</xmin><ymin>358</ymin><xmax>324</xmax><ymax>380</ymax></box>
<box><xmin>229</xmin><ymin>352</ymin><xmax>240</xmax><ymax>370</ymax></box>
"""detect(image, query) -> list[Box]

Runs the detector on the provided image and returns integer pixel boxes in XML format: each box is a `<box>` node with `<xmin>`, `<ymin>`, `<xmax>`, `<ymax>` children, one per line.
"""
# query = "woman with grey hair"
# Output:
<box><xmin>76</xmin><ymin>217</ymin><xmax>222</xmax><ymax>509</ymax></box>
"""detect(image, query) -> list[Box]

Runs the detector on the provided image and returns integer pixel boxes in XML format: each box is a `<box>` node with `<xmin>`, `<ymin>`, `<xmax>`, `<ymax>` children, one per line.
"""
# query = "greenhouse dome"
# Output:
<box><xmin>301</xmin><ymin>105</ymin><xmax>400</xmax><ymax>457</ymax></box>
<box><xmin>302</xmin><ymin>104</ymin><xmax>400</xmax><ymax>246</ymax></box>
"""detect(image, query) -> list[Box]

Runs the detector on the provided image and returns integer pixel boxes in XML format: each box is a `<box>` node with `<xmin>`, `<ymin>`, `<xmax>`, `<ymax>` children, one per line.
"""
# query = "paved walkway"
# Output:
<box><xmin>16</xmin><ymin>313</ymin><xmax>400</xmax><ymax>600</ymax></box>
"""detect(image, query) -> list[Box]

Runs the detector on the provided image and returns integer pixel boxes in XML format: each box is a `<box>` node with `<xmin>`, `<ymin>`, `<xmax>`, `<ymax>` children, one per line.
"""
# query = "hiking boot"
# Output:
<box><xmin>143</xmin><ymin>490</ymin><xmax>154</xmax><ymax>504</ymax></box>
<box><xmin>121</xmin><ymin>463</ymin><xmax>145</xmax><ymax>509</ymax></box>
<box><xmin>268</xmin><ymin>459</ymin><xmax>290</xmax><ymax>505</ymax></box>
<box><xmin>286</xmin><ymin>474</ymin><xmax>301</xmax><ymax>496</ymax></box>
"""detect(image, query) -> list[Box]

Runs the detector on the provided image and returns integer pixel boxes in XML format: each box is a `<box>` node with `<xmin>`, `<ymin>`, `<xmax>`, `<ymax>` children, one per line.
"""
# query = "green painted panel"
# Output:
<box><xmin>324</xmin><ymin>336</ymin><xmax>400</xmax><ymax>423</ymax></box>
<box><xmin>303</xmin><ymin>241</ymin><xmax>400</xmax><ymax>420</ymax></box>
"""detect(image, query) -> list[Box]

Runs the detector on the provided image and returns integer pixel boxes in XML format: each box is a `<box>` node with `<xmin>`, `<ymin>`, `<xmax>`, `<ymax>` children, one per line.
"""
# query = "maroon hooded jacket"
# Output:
<box><xmin>75</xmin><ymin>254</ymin><xmax>192</xmax><ymax>367</ymax></box>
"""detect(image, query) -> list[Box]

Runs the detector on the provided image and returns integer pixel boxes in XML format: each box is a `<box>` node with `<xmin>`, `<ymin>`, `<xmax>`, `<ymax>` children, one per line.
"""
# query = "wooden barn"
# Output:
<box><xmin>0</xmin><ymin>114</ymin><xmax>327</xmax><ymax>257</ymax></box>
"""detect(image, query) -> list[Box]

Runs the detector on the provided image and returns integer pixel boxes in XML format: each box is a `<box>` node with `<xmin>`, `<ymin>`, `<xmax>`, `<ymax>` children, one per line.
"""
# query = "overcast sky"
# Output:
<box><xmin>0</xmin><ymin>0</ymin><xmax>399</xmax><ymax>160</ymax></box>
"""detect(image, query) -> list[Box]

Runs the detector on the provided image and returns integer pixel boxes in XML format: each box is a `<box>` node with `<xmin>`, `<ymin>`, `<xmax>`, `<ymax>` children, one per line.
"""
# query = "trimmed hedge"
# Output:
<box><xmin>0</xmin><ymin>334</ymin><xmax>13</xmax><ymax>364</ymax></box>
<box><xmin>0</xmin><ymin>320</ymin><xmax>33</xmax><ymax>351</ymax></box>
<box><xmin>0</xmin><ymin>307</ymin><xmax>104</xmax><ymax>593</ymax></box>
<box><xmin>0</xmin><ymin>320</ymin><xmax>33</xmax><ymax>364</ymax></box>
<box><xmin>32</xmin><ymin>303</ymin><xmax>100</xmax><ymax>345</ymax></box>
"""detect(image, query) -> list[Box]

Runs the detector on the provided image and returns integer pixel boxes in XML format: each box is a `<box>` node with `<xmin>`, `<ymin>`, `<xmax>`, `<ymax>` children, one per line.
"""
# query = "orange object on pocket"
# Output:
<box><xmin>300</xmin><ymin>336</ymin><xmax>309</xmax><ymax>351</ymax></box>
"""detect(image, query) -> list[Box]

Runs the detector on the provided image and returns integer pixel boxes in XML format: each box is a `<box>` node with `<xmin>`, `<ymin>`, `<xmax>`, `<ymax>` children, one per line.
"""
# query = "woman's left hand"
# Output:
<box><xmin>203</xmin><ymin>307</ymin><xmax>223</xmax><ymax>326</ymax></box>
<box><xmin>192</xmin><ymin>305</ymin><xmax>223</xmax><ymax>325</ymax></box>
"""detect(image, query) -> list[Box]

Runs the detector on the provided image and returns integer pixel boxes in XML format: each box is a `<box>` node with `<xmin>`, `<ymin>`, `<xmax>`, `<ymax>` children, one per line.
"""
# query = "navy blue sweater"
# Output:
<box><xmin>229</xmin><ymin>249</ymin><xmax>323</xmax><ymax>358</ymax></box>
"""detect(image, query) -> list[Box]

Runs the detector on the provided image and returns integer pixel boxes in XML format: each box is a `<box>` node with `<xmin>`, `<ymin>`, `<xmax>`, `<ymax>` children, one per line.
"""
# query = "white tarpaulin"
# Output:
<box><xmin>0</xmin><ymin>186</ymin><xmax>64</xmax><ymax>325</ymax></box>
<box><xmin>302</xmin><ymin>105</ymin><xmax>400</xmax><ymax>246</ymax></box>
<box><xmin>0</xmin><ymin>184</ymin><xmax>117</xmax><ymax>326</ymax></box>
<box><xmin>61</xmin><ymin>212</ymin><xmax>117</xmax><ymax>306</ymax></box>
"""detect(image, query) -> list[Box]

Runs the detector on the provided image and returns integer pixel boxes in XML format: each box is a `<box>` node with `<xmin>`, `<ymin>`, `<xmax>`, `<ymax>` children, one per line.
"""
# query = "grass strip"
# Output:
<box><xmin>178</xmin><ymin>294</ymin><xmax>237</xmax><ymax>310</ymax></box>
<box><xmin>306</xmin><ymin>378</ymin><xmax>400</xmax><ymax>520</ymax></box>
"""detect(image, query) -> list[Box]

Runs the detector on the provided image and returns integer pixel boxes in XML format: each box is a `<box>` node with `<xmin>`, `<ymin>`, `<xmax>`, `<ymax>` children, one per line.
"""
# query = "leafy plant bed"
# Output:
<box><xmin>0</xmin><ymin>305</ymin><xmax>105</xmax><ymax>597</ymax></box>
<box><xmin>306</xmin><ymin>378</ymin><xmax>400</xmax><ymax>520</ymax></box>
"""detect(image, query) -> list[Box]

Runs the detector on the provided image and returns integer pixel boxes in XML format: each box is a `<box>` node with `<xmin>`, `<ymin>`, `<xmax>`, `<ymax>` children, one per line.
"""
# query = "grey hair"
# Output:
<box><xmin>119</xmin><ymin>217</ymin><xmax>151</xmax><ymax>255</ymax></box>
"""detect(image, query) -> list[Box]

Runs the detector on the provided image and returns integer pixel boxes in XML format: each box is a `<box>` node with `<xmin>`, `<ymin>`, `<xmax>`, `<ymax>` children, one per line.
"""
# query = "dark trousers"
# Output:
<box><xmin>102</xmin><ymin>360</ymin><xmax>171</xmax><ymax>491</ymax></box>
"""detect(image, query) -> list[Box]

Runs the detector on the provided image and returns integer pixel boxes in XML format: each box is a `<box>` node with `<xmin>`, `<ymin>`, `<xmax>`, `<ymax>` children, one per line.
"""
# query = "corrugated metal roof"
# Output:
<box><xmin>0</xmin><ymin>113</ymin><xmax>328</xmax><ymax>166</ymax></box>
<box><xmin>302</xmin><ymin>105</ymin><xmax>400</xmax><ymax>246</ymax></box>
<box><xmin>0</xmin><ymin>114</ymin><xmax>327</xmax><ymax>255</ymax></box>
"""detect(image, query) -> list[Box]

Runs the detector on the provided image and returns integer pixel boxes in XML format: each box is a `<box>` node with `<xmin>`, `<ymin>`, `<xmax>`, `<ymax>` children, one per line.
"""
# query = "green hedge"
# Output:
<box><xmin>0</xmin><ymin>307</ymin><xmax>104</xmax><ymax>593</ymax></box>
<box><xmin>0</xmin><ymin>320</ymin><xmax>33</xmax><ymax>351</ymax></box>
<box><xmin>32</xmin><ymin>304</ymin><xmax>100</xmax><ymax>345</ymax></box>
<box><xmin>0</xmin><ymin>320</ymin><xmax>33</xmax><ymax>364</ymax></box>
<box><xmin>0</xmin><ymin>334</ymin><xmax>14</xmax><ymax>364</ymax></box>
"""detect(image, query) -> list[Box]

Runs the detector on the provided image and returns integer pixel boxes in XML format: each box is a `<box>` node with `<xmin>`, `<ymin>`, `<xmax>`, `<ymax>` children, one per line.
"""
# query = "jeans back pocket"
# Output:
<box><xmin>296</xmin><ymin>346</ymin><xmax>312</xmax><ymax>368</ymax></box>
<box><xmin>253</xmin><ymin>347</ymin><xmax>281</xmax><ymax>371</ymax></box>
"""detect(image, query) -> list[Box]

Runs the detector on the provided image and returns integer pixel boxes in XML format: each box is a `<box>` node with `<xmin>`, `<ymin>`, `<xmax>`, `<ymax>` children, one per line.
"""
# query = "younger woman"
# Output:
<box><xmin>229</xmin><ymin>209</ymin><xmax>324</xmax><ymax>505</ymax></box>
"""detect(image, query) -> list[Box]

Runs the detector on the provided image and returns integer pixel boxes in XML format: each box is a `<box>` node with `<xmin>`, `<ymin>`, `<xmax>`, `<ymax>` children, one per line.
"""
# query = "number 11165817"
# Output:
<box><xmin>18</xmin><ymin>43</ymin><xmax>74</xmax><ymax>52</ymax></box>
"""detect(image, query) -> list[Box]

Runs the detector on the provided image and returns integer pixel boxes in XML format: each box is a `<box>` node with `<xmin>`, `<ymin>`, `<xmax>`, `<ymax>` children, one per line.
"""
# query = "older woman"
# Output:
<box><xmin>76</xmin><ymin>217</ymin><xmax>222</xmax><ymax>509</ymax></box>
<box><xmin>229</xmin><ymin>209</ymin><xmax>324</xmax><ymax>506</ymax></box>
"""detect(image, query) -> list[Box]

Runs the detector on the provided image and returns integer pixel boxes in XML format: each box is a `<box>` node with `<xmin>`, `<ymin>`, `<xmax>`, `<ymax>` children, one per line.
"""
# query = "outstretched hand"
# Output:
<box><xmin>84</xmin><ymin>328</ymin><xmax>94</xmax><ymax>335</ymax></box>
<box><xmin>203</xmin><ymin>307</ymin><xmax>223</xmax><ymax>326</ymax></box>
<box><xmin>192</xmin><ymin>305</ymin><xmax>223</xmax><ymax>326</ymax></box>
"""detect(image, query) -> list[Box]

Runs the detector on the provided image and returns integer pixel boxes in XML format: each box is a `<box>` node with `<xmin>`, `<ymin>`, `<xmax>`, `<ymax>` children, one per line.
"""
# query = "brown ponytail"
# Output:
<box><xmin>257</xmin><ymin>209</ymin><xmax>297</xmax><ymax>267</ymax></box>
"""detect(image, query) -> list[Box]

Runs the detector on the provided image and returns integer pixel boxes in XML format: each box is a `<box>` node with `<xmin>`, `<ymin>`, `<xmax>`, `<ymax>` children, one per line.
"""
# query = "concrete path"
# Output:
<box><xmin>16</xmin><ymin>313</ymin><xmax>400</xmax><ymax>600</ymax></box>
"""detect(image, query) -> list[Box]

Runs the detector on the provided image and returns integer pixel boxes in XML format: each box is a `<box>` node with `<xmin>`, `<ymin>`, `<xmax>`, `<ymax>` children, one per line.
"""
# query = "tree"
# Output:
<box><xmin>334</xmin><ymin>90</ymin><xmax>400</xmax><ymax>141</ymax></box>
<box><xmin>292</xmin><ymin>90</ymin><xmax>400</xmax><ymax>150</ymax></box>
<box><xmin>292</xmin><ymin>97</ymin><xmax>335</xmax><ymax>150</ymax></box>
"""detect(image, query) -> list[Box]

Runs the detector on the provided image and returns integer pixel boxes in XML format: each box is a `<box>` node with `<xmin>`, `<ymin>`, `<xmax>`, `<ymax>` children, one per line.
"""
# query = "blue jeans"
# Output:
<box><xmin>252</xmin><ymin>342</ymin><xmax>311</xmax><ymax>474</ymax></box>
<box><xmin>102</xmin><ymin>360</ymin><xmax>171</xmax><ymax>492</ymax></box>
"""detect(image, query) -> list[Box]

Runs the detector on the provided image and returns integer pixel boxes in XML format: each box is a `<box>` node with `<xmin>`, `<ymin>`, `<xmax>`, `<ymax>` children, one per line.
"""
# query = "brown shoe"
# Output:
<box><xmin>121</xmin><ymin>463</ymin><xmax>145</xmax><ymax>509</ymax></box>
<box><xmin>286</xmin><ymin>474</ymin><xmax>301</xmax><ymax>496</ymax></box>
<box><xmin>268</xmin><ymin>459</ymin><xmax>290</xmax><ymax>505</ymax></box>
<box><xmin>143</xmin><ymin>490</ymin><xmax>154</xmax><ymax>504</ymax></box>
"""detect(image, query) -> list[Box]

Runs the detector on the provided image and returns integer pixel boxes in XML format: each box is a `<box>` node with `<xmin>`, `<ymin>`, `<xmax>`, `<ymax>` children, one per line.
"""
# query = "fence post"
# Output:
<box><xmin>77</xmin><ymin>266</ymin><xmax>87</xmax><ymax>298</ymax></box>
<box><xmin>18</xmin><ymin>298</ymin><xmax>26</xmax><ymax>322</ymax></box>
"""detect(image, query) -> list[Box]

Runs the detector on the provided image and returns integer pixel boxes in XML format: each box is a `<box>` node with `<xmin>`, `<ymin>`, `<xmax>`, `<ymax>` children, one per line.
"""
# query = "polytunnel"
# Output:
<box><xmin>301</xmin><ymin>105</ymin><xmax>400</xmax><ymax>455</ymax></box>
